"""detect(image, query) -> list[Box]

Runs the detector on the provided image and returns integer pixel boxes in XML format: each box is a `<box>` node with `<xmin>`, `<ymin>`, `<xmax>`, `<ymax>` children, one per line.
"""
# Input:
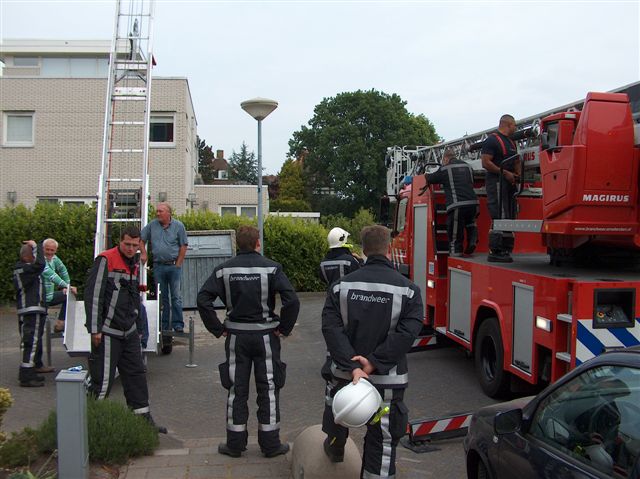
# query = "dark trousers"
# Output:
<box><xmin>19</xmin><ymin>313</ymin><xmax>45</xmax><ymax>374</ymax></box>
<box><xmin>47</xmin><ymin>291</ymin><xmax>67</xmax><ymax>321</ymax></box>
<box><xmin>219</xmin><ymin>331</ymin><xmax>286</xmax><ymax>452</ymax></box>
<box><xmin>446</xmin><ymin>205</ymin><xmax>479</xmax><ymax>254</ymax></box>
<box><xmin>323</xmin><ymin>380</ymin><xmax>408</xmax><ymax>479</ymax></box>
<box><xmin>486</xmin><ymin>173</ymin><xmax>517</xmax><ymax>253</ymax></box>
<box><xmin>88</xmin><ymin>332</ymin><xmax>149</xmax><ymax>414</ymax></box>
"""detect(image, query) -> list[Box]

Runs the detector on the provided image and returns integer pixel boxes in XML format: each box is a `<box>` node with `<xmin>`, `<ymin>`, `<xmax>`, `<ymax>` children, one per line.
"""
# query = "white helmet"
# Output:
<box><xmin>328</xmin><ymin>227</ymin><xmax>350</xmax><ymax>249</ymax></box>
<box><xmin>332</xmin><ymin>379</ymin><xmax>382</xmax><ymax>428</ymax></box>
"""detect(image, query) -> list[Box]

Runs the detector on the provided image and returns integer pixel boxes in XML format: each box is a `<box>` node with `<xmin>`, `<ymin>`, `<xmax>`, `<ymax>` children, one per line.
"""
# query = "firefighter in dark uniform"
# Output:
<box><xmin>13</xmin><ymin>240</ymin><xmax>47</xmax><ymax>387</ymax></box>
<box><xmin>197</xmin><ymin>225</ymin><xmax>300</xmax><ymax>459</ymax></box>
<box><xmin>322</xmin><ymin>225</ymin><xmax>423</xmax><ymax>478</ymax></box>
<box><xmin>481</xmin><ymin>114</ymin><xmax>521</xmax><ymax>263</ymax></box>
<box><xmin>85</xmin><ymin>226</ymin><xmax>165</xmax><ymax>433</ymax></box>
<box><xmin>319</xmin><ymin>227</ymin><xmax>362</xmax><ymax>287</ymax></box>
<box><xmin>422</xmin><ymin>148</ymin><xmax>479</xmax><ymax>256</ymax></box>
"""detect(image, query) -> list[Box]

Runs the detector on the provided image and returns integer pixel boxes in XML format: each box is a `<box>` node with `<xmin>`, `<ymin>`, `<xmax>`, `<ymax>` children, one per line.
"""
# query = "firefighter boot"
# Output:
<box><xmin>487</xmin><ymin>230</ymin><xmax>513</xmax><ymax>263</ymax></box>
<box><xmin>218</xmin><ymin>443</ymin><xmax>246</xmax><ymax>458</ymax></box>
<box><xmin>263</xmin><ymin>443</ymin><xmax>290</xmax><ymax>458</ymax></box>
<box><xmin>19</xmin><ymin>367</ymin><xmax>44</xmax><ymax>388</ymax></box>
<box><xmin>142</xmin><ymin>412</ymin><xmax>167</xmax><ymax>434</ymax></box>
<box><xmin>465</xmin><ymin>224</ymin><xmax>478</xmax><ymax>255</ymax></box>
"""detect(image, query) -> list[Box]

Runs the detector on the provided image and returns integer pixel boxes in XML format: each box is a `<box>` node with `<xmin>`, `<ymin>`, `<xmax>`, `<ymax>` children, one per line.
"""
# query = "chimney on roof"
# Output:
<box><xmin>216</xmin><ymin>150</ymin><xmax>224</xmax><ymax>159</ymax></box>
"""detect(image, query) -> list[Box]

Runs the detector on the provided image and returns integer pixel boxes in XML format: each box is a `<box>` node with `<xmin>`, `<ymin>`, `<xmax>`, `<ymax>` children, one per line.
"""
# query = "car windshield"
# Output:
<box><xmin>530</xmin><ymin>364</ymin><xmax>640</xmax><ymax>478</ymax></box>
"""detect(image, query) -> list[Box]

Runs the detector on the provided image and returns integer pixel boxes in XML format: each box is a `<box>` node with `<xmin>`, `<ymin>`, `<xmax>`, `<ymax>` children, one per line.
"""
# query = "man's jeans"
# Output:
<box><xmin>153</xmin><ymin>263</ymin><xmax>184</xmax><ymax>331</ymax></box>
<box><xmin>47</xmin><ymin>290</ymin><xmax>67</xmax><ymax>321</ymax></box>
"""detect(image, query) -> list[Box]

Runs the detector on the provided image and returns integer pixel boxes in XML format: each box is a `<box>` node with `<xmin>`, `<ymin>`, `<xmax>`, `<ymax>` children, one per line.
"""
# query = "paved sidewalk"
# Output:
<box><xmin>119</xmin><ymin>437</ymin><xmax>292</xmax><ymax>479</ymax></box>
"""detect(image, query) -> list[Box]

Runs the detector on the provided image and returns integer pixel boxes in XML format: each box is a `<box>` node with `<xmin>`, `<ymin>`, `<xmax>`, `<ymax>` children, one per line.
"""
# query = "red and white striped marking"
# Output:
<box><xmin>411</xmin><ymin>336</ymin><xmax>437</xmax><ymax>348</ymax></box>
<box><xmin>409</xmin><ymin>413</ymin><xmax>473</xmax><ymax>440</ymax></box>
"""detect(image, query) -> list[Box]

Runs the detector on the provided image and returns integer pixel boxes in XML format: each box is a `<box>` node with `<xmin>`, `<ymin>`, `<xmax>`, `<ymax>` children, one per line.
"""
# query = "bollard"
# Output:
<box><xmin>56</xmin><ymin>368</ymin><xmax>89</xmax><ymax>479</ymax></box>
<box><xmin>186</xmin><ymin>315</ymin><xmax>197</xmax><ymax>368</ymax></box>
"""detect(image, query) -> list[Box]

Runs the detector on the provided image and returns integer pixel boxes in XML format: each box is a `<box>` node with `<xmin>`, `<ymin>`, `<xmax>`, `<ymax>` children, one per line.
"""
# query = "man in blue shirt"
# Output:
<box><xmin>140</xmin><ymin>203</ymin><xmax>188</xmax><ymax>333</ymax></box>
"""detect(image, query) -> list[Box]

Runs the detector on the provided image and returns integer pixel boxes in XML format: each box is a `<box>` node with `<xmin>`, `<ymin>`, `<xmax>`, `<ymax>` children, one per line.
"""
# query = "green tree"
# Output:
<box><xmin>197</xmin><ymin>136</ymin><xmax>215</xmax><ymax>184</ymax></box>
<box><xmin>274</xmin><ymin>158</ymin><xmax>310</xmax><ymax>211</ymax></box>
<box><xmin>228</xmin><ymin>142</ymin><xmax>258</xmax><ymax>183</ymax></box>
<box><xmin>288</xmin><ymin>89</ymin><xmax>439</xmax><ymax>215</ymax></box>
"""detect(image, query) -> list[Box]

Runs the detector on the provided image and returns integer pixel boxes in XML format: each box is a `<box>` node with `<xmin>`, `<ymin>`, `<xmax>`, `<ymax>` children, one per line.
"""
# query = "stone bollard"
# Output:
<box><xmin>292</xmin><ymin>424</ymin><xmax>361</xmax><ymax>479</ymax></box>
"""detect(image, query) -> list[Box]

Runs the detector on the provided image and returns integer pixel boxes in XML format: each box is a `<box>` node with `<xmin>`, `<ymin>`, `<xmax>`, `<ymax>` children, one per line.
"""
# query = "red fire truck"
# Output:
<box><xmin>385</xmin><ymin>82</ymin><xmax>640</xmax><ymax>398</ymax></box>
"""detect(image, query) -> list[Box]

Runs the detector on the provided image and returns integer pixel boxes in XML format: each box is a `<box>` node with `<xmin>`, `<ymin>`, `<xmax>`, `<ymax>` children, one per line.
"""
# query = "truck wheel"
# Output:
<box><xmin>475</xmin><ymin>318</ymin><xmax>509</xmax><ymax>398</ymax></box>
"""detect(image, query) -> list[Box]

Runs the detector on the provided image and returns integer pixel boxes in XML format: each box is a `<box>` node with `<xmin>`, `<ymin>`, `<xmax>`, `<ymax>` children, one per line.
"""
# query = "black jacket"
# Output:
<box><xmin>84</xmin><ymin>247</ymin><xmax>141</xmax><ymax>337</ymax></box>
<box><xmin>13</xmin><ymin>243</ymin><xmax>46</xmax><ymax>316</ymax></box>
<box><xmin>322</xmin><ymin>255</ymin><xmax>423</xmax><ymax>388</ymax></box>
<box><xmin>319</xmin><ymin>247</ymin><xmax>361</xmax><ymax>289</ymax></box>
<box><xmin>197</xmin><ymin>250</ymin><xmax>300</xmax><ymax>337</ymax></box>
<box><xmin>426</xmin><ymin>159</ymin><xmax>479</xmax><ymax>212</ymax></box>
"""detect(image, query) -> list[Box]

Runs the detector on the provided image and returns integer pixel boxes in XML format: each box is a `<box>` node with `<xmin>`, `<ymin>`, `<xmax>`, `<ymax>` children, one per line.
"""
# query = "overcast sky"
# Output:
<box><xmin>2</xmin><ymin>0</ymin><xmax>639</xmax><ymax>174</ymax></box>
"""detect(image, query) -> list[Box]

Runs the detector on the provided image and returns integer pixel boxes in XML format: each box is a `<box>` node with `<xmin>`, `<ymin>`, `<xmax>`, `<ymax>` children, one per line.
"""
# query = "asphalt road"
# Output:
<box><xmin>0</xmin><ymin>293</ymin><xmax>499</xmax><ymax>478</ymax></box>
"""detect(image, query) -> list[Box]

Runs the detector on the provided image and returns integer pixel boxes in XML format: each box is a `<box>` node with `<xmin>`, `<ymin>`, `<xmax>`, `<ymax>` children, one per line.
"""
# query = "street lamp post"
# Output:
<box><xmin>240</xmin><ymin>97</ymin><xmax>278</xmax><ymax>254</ymax></box>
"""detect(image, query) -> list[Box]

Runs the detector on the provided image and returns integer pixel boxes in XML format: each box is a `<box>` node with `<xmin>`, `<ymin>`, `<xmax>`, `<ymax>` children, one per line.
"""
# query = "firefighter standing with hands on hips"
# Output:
<box><xmin>321</xmin><ymin>225</ymin><xmax>423</xmax><ymax>478</ymax></box>
<box><xmin>197</xmin><ymin>225</ymin><xmax>300</xmax><ymax>459</ymax></box>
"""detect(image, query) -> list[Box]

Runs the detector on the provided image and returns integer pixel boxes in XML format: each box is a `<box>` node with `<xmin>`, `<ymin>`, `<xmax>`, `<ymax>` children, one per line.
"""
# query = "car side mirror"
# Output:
<box><xmin>494</xmin><ymin>408</ymin><xmax>523</xmax><ymax>435</ymax></box>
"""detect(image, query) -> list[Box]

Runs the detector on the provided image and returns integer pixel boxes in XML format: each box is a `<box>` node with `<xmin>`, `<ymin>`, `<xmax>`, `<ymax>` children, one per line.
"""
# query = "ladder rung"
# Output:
<box><xmin>113</xmin><ymin>96</ymin><xmax>147</xmax><ymax>101</ymax></box>
<box><xmin>117</xmin><ymin>13</ymin><xmax>151</xmax><ymax>17</ymax></box>
<box><xmin>107</xmin><ymin>178</ymin><xmax>144</xmax><ymax>183</ymax></box>
<box><xmin>115</xmin><ymin>63</ymin><xmax>149</xmax><ymax>71</ymax></box>
<box><xmin>435</xmin><ymin>228</ymin><xmax>447</xmax><ymax>234</ymax></box>
<box><xmin>110</xmin><ymin>121</ymin><xmax>145</xmax><ymax>126</ymax></box>
<box><xmin>105</xmin><ymin>218</ymin><xmax>142</xmax><ymax>223</ymax></box>
<box><xmin>114</xmin><ymin>87</ymin><xmax>147</xmax><ymax>96</ymax></box>
<box><xmin>109</xmin><ymin>149</ymin><xmax>144</xmax><ymax>153</ymax></box>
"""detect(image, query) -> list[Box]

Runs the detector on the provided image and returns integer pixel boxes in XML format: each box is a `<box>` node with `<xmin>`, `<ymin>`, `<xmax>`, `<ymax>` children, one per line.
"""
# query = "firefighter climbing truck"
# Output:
<box><xmin>386</xmin><ymin>83</ymin><xmax>640</xmax><ymax>397</ymax></box>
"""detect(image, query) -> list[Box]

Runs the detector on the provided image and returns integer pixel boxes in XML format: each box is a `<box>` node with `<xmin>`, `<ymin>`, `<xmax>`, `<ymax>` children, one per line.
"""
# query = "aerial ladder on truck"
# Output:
<box><xmin>385</xmin><ymin>82</ymin><xmax>640</xmax><ymax>403</ymax></box>
<box><xmin>62</xmin><ymin>0</ymin><xmax>162</xmax><ymax>358</ymax></box>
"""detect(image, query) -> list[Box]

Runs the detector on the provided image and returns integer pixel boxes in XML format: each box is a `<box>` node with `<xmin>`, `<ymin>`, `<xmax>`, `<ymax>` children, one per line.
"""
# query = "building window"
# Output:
<box><xmin>3</xmin><ymin>112</ymin><xmax>34</xmax><ymax>147</ymax></box>
<box><xmin>13</xmin><ymin>57</ymin><xmax>39</xmax><ymax>67</ymax></box>
<box><xmin>220</xmin><ymin>205</ymin><xmax>257</xmax><ymax>218</ymax></box>
<box><xmin>217</xmin><ymin>170</ymin><xmax>228</xmax><ymax>180</ymax></box>
<box><xmin>150</xmin><ymin>114</ymin><xmax>175</xmax><ymax>146</ymax></box>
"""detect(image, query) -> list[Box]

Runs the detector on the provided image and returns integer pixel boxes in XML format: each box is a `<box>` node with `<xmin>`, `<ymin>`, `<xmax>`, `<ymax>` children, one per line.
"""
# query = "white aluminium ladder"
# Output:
<box><xmin>95</xmin><ymin>0</ymin><xmax>155</xmax><ymax>279</ymax></box>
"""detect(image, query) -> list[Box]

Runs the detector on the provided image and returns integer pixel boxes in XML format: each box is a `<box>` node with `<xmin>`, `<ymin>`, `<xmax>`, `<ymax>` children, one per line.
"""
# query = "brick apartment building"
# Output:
<box><xmin>0</xmin><ymin>39</ymin><xmax>267</xmax><ymax>217</ymax></box>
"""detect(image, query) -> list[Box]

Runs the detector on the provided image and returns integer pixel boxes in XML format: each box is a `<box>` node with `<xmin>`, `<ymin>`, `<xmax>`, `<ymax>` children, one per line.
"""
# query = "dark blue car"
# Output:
<box><xmin>464</xmin><ymin>347</ymin><xmax>640</xmax><ymax>478</ymax></box>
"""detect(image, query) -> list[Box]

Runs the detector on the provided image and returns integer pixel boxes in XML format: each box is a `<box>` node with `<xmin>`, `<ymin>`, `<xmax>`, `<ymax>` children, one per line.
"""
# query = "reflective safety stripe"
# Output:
<box><xmin>224</xmin><ymin>320</ymin><xmax>280</xmax><ymax>331</ymax></box>
<box><xmin>17</xmin><ymin>305</ymin><xmax>47</xmax><ymax>315</ymax></box>
<box><xmin>258</xmin><ymin>422</ymin><xmax>280</xmax><ymax>431</ymax></box>
<box><xmin>227</xmin><ymin>423</ymin><xmax>247</xmax><ymax>432</ymax></box>
<box><xmin>98</xmin><ymin>335</ymin><xmax>111</xmax><ymax>400</ymax></box>
<box><xmin>320</xmin><ymin>260</ymin><xmax>351</xmax><ymax>283</ymax></box>
<box><xmin>334</xmin><ymin>281</ymin><xmax>413</xmax><ymax>333</ymax></box>
<box><xmin>102</xmin><ymin>323</ymin><xmax>137</xmax><ymax>337</ymax></box>
<box><xmin>227</xmin><ymin>334</ymin><xmax>237</xmax><ymax>429</ymax></box>
<box><xmin>90</xmin><ymin>258</ymin><xmax>107</xmax><ymax>333</ymax></box>
<box><xmin>379</xmin><ymin>389</ymin><xmax>393</xmax><ymax>478</ymax></box>
<box><xmin>133</xmin><ymin>406</ymin><xmax>150</xmax><ymax>414</ymax></box>
<box><xmin>330</xmin><ymin>363</ymin><xmax>408</xmax><ymax>385</ymax></box>
<box><xmin>217</xmin><ymin>266</ymin><xmax>276</xmax><ymax>320</ymax></box>
<box><xmin>362</xmin><ymin>471</ymin><xmax>395</xmax><ymax>479</ymax></box>
<box><xmin>263</xmin><ymin>334</ymin><xmax>278</xmax><ymax>428</ymax></box>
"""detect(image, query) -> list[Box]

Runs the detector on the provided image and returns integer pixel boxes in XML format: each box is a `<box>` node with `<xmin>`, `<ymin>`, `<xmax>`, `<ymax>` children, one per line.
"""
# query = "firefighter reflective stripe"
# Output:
<box><xmin>320</xmin><ymin>260</ymin><xmax>352</xmax><ymax>283</ymax></box>
<box><xmin>333</xmin><ymin>281</ymin><xmax>414</xmax><ymax>331</ymax></box>
<box><xmin>330</xmin><ymin>363</ymin><xmax>408</xmax><ymax>386</ymax></box>
<box><xmin>224</xmin><ymin>320</ymin><xmax>280</xmax><ymax>331</ymax></box>
<box><xmin>227</xmin><ymin>334</ymin><xmax>237</xmax><ymax>430</ymax></box>
<box><xmin>98</xmin><ymin>335</ymin><xmax>111</xmax><ymax>400</ymax></box>
<box><xmin>575</xmin><ymin>319</ymin><xmax>640</xmax><ymax>365</ymax></box>
<box><xmin>262</xmin><ymin>334</ymin><xmax>278</xmax><ymax>430</ymax></box>
<box><xmin>379</xmin><ymin>389</ymin><xmax>393</xmax><ymax>478</ymax></box>
<box><xmin>216</xmin><ymin>266</ymin><xmax>276</xmax><ymax>319</ymax></box>
<box><xmin>17</xmin><ymin>305</ymin><xmax>46</xmax><ymax>315</ymax></box>
<box><xmin>89</xmin><ymin>258</ymin><xmax>107</xmax><ymax>333</ymax></box>
<box><xmin>102</xmin><ymin>323</ymin><xmax>137</xmax><ymax>337</ymax></box>
<box><xmin>133</xmin><ymin>406</ymin><xmax>150</xmax><ymax>414</ymax></box>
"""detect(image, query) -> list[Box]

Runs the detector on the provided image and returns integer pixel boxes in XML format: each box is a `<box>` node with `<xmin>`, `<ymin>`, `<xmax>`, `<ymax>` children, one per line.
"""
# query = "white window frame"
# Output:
<box><xmin>219</xmin><ymin>205</ymin><xmax>257</xmax><ymax>218</ymax></box>
<box><xmin>150</xmin><ymin>113</ymin><xmax>176</xmax><ymax>148</ymax></box>
<box><xmin>3</xmin><ymin>111</ymin><xmax>35</xmax><ymax>147</ymax></box>
<box><xmin>37</xmin><ymin>197</ymin><xmax>96</xmax><ymax>206</ymax></box>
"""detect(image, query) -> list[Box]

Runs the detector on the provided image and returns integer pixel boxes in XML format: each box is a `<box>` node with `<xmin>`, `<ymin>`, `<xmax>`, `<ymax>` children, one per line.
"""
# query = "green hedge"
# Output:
<box><xmin>0</xmin><ymin>205</ymin><xmax>369</xmax><ymax>304</ymax></box>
